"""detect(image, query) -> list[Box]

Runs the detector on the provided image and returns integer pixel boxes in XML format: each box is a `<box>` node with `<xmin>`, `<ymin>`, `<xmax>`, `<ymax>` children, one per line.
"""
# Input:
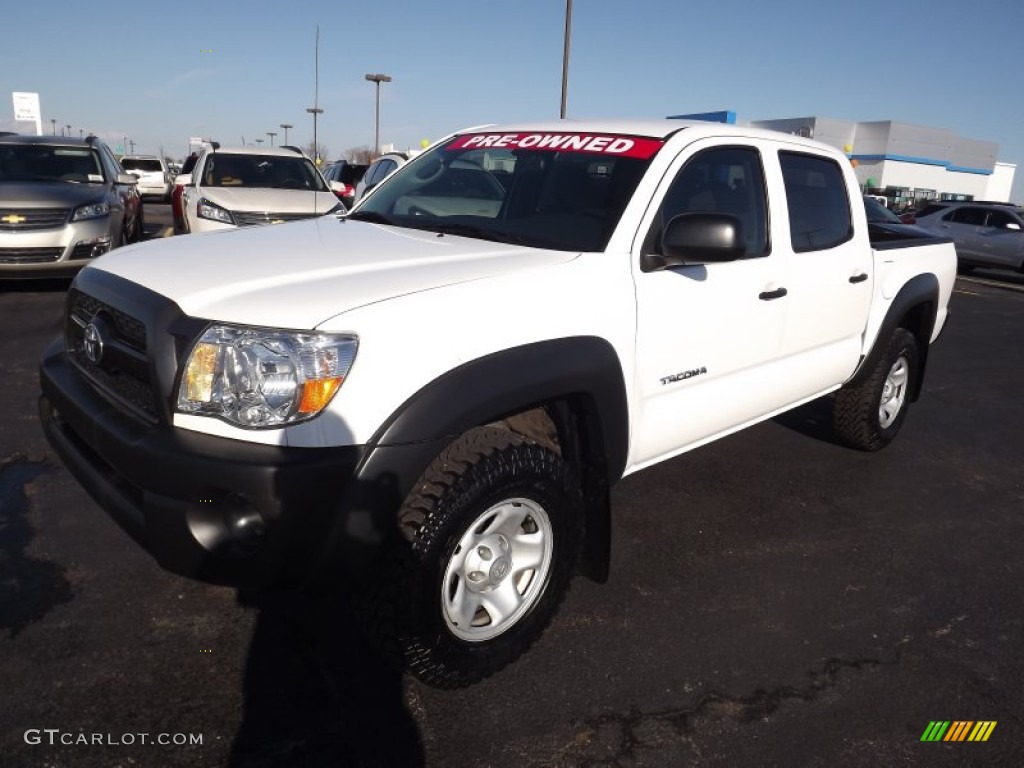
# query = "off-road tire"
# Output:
<box><xmin>361</xmin><ymin>426</ymin><xmax>584</xmax><ymax>688</ymax></box>
<box><xmin>834</xmin><ymin>328</ymin><xmax>919</xmax><ymax>451</ymax></box>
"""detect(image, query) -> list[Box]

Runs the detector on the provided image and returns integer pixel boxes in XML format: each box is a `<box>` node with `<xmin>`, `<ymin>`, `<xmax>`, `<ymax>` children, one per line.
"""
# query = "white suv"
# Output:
<box><xmin>120</xmin><ymin>155</ymin><xmax>172</xmax><ymax>201</ymax></box>
<box><xmin>178</xmin><ymin>146</ymin><xmax>343</xmax><ymax>233</ymax></box>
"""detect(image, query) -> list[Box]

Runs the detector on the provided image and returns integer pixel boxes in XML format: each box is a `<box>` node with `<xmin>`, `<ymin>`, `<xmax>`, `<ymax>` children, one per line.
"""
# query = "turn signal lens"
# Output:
<box><xmin>298</xmin><ymin>377</ymin><xmax>344</xmax><ymax>414</ymax></box>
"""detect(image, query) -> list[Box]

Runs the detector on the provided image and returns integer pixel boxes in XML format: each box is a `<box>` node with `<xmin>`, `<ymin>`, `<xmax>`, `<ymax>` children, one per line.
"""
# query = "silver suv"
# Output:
<box><xmin>0</xmin><ymin>134</ymin><xmax>143</xmax><ymax>278</ymax></box>
<box><xmin>914</xmin><ymin>201</ymin><xmax>1024</xmax><ymax>274</ymax></box>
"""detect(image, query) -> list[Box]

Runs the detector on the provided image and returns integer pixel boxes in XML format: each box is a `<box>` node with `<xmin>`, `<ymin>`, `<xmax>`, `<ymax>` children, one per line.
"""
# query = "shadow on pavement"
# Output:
<box><xmin>229</xmin><ymin>587</ymin><xmax>424</xmax><ymax>768</ymax></box>
<box><xmin>0</xmin><ymin>456</ymin><xmax>74</xmax><ymax>638</ymax></box>
<box><xmin>770</xmin><ymin>395</ymin><xmax>847</xmax><ymax>447</ymax></box>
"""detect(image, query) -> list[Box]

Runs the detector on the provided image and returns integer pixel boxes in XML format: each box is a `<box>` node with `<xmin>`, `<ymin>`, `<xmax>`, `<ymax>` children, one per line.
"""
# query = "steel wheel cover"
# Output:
<box><xmin>879</xmin><ymin>354</ymin><xmax>909</xmax><ymax>428</ymax></box>
<box><xmin>441</xmin><ymin>497</ymin><xmax>554</xmax><ymax>642</ymax></box>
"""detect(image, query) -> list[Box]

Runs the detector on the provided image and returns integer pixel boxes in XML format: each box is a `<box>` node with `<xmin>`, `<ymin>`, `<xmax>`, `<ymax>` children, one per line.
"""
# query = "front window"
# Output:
<box><xmin>0</xmin><ymin>144</ymin><xmax>105</xmax><ymax>183</ymax></box>
<box><xmin>352</xmin><ymin>132</ymin><xmax>663</xmax><ymax>251</ymax></box>
<box><xmin>200</xmin><ymin>154</ymin><xmax>328</xmax><ymax>191</ymax></box>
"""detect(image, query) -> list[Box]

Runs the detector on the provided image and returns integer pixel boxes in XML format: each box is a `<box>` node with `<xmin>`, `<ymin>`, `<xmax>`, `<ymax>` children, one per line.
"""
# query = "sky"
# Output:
<box><xmin>3</xmin><ymin>0</ymin><xmax>1023</xmax><ymax>202</ymax></box>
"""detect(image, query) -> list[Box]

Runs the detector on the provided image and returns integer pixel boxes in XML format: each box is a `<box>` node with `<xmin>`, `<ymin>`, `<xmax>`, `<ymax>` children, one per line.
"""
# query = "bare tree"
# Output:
<box><xmin>345</xmin><ymin>146</ymin><xmax>374</xmax><ymax>164</ymax></box>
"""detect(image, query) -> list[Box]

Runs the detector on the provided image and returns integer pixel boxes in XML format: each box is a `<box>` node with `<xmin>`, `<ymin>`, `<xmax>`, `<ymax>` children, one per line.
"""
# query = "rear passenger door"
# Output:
<box><xmin>774</xmin><ymin>149</ymin><xmax>873</xmax><ymax>397</ymax></box>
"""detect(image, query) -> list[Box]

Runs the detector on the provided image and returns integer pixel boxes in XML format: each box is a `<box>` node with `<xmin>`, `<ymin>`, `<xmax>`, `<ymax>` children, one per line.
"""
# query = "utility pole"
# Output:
<box><xmin>560</xmin><ymin>0</ymin><xmax>572</xmax><ymax>119</ymax></box>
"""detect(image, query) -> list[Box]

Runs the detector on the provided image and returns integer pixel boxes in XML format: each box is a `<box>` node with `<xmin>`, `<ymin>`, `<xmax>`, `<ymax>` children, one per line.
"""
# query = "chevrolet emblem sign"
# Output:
<box><xmin>1</xmin><ymin>214</ymin><xmax>27</xmax><ymax>225</ymax></box>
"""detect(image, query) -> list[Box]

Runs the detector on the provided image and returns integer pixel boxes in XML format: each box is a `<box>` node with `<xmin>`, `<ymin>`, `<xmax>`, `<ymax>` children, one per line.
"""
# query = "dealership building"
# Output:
<box><xmin>672</xmin><ymin>112</ymin><xmax>1016</xmax><ymax>208</ymax></box>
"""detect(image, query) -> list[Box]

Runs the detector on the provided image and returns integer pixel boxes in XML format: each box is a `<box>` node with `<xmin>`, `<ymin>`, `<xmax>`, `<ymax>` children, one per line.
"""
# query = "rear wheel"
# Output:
<box><xmin>361</xmin><ymin>426</ymin><xmax>584</xmax><ymax>688</ymax></box>
<box><xmin>834</xmin><ymin>328</ymin><xmax>919</xmax><ymax>451</ymax></box>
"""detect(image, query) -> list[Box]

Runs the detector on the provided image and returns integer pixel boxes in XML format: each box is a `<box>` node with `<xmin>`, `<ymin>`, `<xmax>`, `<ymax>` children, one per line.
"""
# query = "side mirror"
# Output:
<box><xmin>117</xmin><ymin>173</ymin><xmax>138</xmax><ymax>185</ymax></box>
<box><xmin>175</xmin><ymin>173</ymin><xmax>193</xmax><ymax>187</ymax></box>
<box><xmin>641</xmin><ymin>213</ymin><xmax>746</xmax><ymax>272</ymax></box>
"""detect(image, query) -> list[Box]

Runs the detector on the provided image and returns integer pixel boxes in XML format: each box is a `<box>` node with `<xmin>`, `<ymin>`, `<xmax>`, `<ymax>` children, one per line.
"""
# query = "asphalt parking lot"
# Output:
<box><xmin>1</xmin><ymin>225</ymin><xmax>1022</xmax><ymax>767</ymax></box>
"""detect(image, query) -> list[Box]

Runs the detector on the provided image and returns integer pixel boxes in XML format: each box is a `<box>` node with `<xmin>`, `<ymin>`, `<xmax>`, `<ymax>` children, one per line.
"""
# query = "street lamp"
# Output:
<box><xmin>66</xmin><ymin>124</ymin><xmax>71</xmax><ymax>138</ymax></box>
<box><xmin>267</xmin><ymin>131</ymin><xmax>277</xmax><ymax>146</ymax></box>
<box><xmin>50</xmin><ymin>119</ymin><xmax>56</xmax><ymax>135</ymax></box>
<box><xmin>306</xmin><ymin>107</ymin><xmax>324</xmax><ymax>164</ymax></box>
<box><xmin>255</xmin><ymin>138</ymin><xmax>264</xmax><ymax>146</ymax></box>
<box><xmin>364</xmin><ymin>73</ymin><xmax>392</xmax><ymax>157</ymax></box>
<box><xmin>280</xmin><ymin>123</ymin><xmax>293</xmax><ymax>144</ymax></box>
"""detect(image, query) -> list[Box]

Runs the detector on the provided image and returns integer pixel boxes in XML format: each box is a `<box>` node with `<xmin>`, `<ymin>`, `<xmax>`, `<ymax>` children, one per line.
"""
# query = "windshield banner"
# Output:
<box><xmin>447</xmin><ymin>133</ymin><xmax>663</xmax><ymax>159</ymax></box>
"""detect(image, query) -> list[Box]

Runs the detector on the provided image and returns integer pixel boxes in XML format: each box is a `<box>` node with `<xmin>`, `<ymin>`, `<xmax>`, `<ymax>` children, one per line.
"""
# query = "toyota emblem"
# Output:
<box><xmin>83</xmin><ymin>322</ymin><xmax>104</xmax><ymax>364</ymax></box>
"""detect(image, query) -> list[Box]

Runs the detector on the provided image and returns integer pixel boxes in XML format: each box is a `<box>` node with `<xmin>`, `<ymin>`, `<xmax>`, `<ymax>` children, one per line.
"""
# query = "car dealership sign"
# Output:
<box><xmin>11</xmin><ymin>92</ymin><xmax>42</xmax><ymax>135</ymax></box>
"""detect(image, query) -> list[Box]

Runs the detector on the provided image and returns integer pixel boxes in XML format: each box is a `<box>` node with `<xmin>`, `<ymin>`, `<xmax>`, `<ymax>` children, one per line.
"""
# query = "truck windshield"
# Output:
<box><xmin>352</xmin><ymin>132</ymin><xmax>663</xmax><ymax>251</ymax></box>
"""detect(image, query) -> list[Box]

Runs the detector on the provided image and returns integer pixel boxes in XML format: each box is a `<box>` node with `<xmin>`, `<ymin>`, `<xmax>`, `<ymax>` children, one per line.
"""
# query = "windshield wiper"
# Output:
<box><xmin>346</xmin><ymin>210</ymin><xmax>393</xmax><ymax>225</ymax></box>
<box><xmin>410</xmin><ymin>221</ymin><xmax>521</xmax><ymax>244</ymax></box>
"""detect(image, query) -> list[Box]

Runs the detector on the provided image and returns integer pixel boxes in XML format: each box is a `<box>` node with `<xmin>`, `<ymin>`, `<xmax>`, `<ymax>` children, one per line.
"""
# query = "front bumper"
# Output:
<box><xmin>0</xmin><ymin>217</ymin><xmax>112</xmax><ymax>276</ymax></box>
<box><xmin>39</xmin><ymin>338</ymin><xmax>380</xmax><ymax>589</ymax></box>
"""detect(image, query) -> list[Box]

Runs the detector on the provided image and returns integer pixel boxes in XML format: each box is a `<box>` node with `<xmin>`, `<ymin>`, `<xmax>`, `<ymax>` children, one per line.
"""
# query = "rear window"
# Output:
<box><xmin>780</xmin><ymin>152</ymin><xmax>852</xmax><ymax>252</ymax></box>
<box><xmin>121</xmin><ymin>158</ymin><xmax>163</xmax><ymax>172</ymax></box>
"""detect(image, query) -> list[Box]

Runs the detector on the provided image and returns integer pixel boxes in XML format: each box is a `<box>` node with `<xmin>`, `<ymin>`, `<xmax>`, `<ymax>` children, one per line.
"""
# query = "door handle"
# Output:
<box><xmin>849</xmin><ymin>273</ymin><xmax>868</xmax><ymax>284</ymax></box>
<box><xmin>758</xmin><ymin>287</ymin><xmax>788</xmax><ymax>301</ymax></box>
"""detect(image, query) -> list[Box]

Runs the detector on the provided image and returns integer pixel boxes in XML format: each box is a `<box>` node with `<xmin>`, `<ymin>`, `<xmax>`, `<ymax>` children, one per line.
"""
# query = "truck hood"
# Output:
<box><xmin>89</xmin><ymin>217</ymin><xmax>578</xmax><ymax>329</ymax></box>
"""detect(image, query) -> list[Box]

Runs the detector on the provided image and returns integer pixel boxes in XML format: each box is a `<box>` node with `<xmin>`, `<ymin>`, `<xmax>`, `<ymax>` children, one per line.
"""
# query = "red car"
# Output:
<box><xmin>171</xmin><ymin>152</ymin><xmax>201</xmax><ymax>233</ymax></box>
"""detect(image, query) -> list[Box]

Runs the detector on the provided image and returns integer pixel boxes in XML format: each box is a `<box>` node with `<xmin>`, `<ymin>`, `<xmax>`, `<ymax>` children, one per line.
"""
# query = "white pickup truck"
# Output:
<box><xmin>40</xmin><ymin>119</ymin><xmax>956</xmax><ymax>687</ymax></box>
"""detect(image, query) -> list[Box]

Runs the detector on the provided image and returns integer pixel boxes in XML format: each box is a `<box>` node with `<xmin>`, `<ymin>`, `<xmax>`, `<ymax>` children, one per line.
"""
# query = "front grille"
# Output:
<box><xmin>0</xmin><ymin>207</ymin><xmax>70</xmax><ymax>231</ymax></box>
<box><xmin>232</xmin><ymin>211</ymin><xmax>321</xmax><ymax>227</ymax></box>
<box><xmin>66</xmin><ymin>289</ymin><xmax>157</xmax><ymax>422</ymax></box>
<box><xmin>0</xmin><ymin>246</ymin><xmax>64</xmax><ymax>264</ymax></box>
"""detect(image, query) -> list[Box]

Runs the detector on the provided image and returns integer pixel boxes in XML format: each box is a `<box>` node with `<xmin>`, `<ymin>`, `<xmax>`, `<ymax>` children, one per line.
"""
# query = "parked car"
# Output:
<box><xmin>0</xmin><ymin>134</ymin><xmax>143</xmax><ymax>278</ymax></box>
<box><xmin>121</xmin><ymin>155</ymin><xmax>172</xmax><ymax>202</ymax></box>
<box><xmin>322</xmin><ymin>160</ymin><xmax>368</xmax><ymax>208</ymax></box>
<box><xmin>352</xmin><ymin>152</ymin><xmax>407</xmax><ymax>203</ymax></box>
<box><xmin>177</xmin><ymin>145</ymin><xmax>343</xmax><ymax>233</ymax></box>
<box><xmin>862</xmin><ymin>196</ymin><xmax>937</xmax><ymax>241</ymax></box>
<box><xmin>912</xmin><ymin>200</ymin><xmax>1024</xmax><ymax>273</ymax></box>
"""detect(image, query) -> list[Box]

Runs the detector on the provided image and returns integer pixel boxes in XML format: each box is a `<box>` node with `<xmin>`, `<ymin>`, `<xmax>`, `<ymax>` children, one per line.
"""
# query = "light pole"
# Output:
<box><xmin>255</xmin><ymin>138</ymin><xmax>264</xmax><ymax>146</ymax></box>
<box><xmin>307</xmin><ymin>26</ymin><xmax>324</xmax><ymax>165</ymax></box>
<box><xmin>560</xmin><ymin>0</ymin><xmax>572</xmax><ymax>119</ymax></box>
<box><xmin>364</xmin><ymin>73</ymin><xmax>392</xmax><ymax>157</ymax></box>
<box><xmin>306</xmin><ymin>107</ymin><xmax>324</xmax><ymax>164</ymax></box>
<box><xmin>50</xmin><ymin>118</ymin><xmax>56</xmax><ymax>135</ymax></box>
<box><xmin>267</xmin><ymin>131</ymin><xmax>277</xmax><ymax>146</ymax></box>
<box><xmin>66</xmin><ymin>124</ymin><xmax>71</xmax><ymax>138</ymax></box>
<box><xmin>280</xmin><ymin>123</ymin><xmax>292</xmax><ymax>144</ymax></box>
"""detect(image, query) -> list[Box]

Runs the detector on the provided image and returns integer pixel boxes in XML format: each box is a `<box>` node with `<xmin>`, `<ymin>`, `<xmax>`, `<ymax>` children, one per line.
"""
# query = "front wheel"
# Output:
<box><xmin>362</xmin><ymin>426</ymin><xmax>584</xmax><ymax>688</ymax></box>
<box><xmin>834</xmin><ymin>328</ymin><xmax>919</xmax><ymax>451</ymax></box>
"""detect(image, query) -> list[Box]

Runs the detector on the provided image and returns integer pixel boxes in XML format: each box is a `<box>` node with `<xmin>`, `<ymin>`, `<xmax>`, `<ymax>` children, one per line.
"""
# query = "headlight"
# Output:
<box><xmin>197</xmin><ymin>199</ymin><xmax>235</xmax><ymax>224</ymax></box>
<box><xmin>177</xmin><ymin>325</ymin><xmax>358</xmax><ymax>428</ymax></box>
<box><xmin>71</xmin><ymin>201</ymin><xmax>111</xmax><ymax>221</ymax></box>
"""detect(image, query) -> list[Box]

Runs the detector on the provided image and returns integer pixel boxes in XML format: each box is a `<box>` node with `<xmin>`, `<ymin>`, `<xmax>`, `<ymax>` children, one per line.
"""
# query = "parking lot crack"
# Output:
<box><xmin>0</xmin><ymin>454</ymin><xmax>74</xmax><ymax>638</ymax></box>
<box><xmin>542</xmin><ymin>656</ymin><xmax>893</xmax><ymax>766</ymax></box>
